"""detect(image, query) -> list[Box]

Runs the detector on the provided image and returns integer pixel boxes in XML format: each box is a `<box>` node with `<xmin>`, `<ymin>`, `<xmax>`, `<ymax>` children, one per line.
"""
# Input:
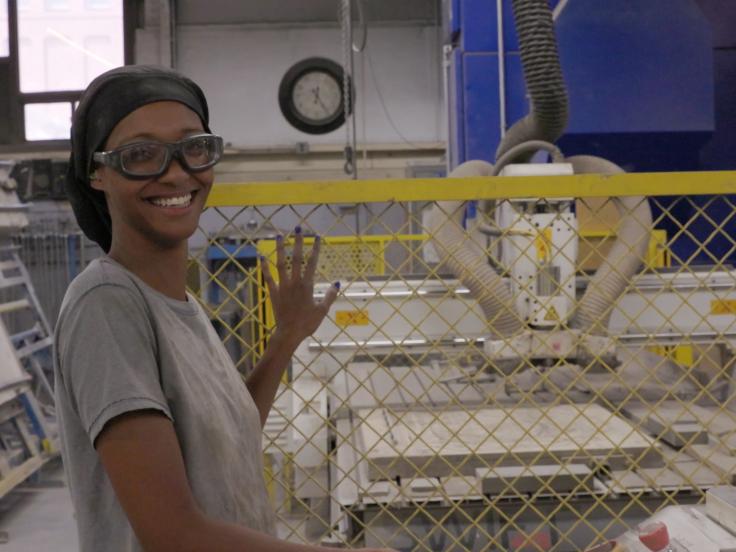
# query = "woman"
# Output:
<box><xmin>56</xmin><ymin>65</ymin><xmax>393</xmax><ymax>552</ymax></box>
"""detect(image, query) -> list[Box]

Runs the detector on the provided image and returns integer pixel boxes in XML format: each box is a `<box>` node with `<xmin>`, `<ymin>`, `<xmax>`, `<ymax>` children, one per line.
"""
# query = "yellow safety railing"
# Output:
<box><xmin>189</xmin><ymin>171</ymin><xmax>736</xmax><ymax>551</ymax></box>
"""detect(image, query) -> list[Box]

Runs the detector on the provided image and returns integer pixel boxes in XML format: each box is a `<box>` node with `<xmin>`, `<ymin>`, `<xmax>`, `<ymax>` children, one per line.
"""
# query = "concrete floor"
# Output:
<box><xmin>0</xmin><ymin>459</ymin><xmax>78</xmax><ymax>551</ymax></box>
<box><xmin>0</xmin><ymin>459</ymin><xmax>324</xmax><ymax>550</ymax></box>
<box><xmin>0</xmin><ymin>460</ymin><xmax>327</xmax><ymax>552</ymax></box>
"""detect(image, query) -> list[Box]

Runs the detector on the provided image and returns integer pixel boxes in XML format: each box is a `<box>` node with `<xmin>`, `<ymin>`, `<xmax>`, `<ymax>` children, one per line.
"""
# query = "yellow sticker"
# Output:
<box><xmin>535</xmin><ymin>227</ymin><xmax>553</xmax><ymax>261</ymax></box>
<box><xmin>336</xmin><ymin>310</ymin><xmax>370</xmax><ymax>327</ymax></box>
<box><xmin>544</xmin><ymin>305</ymin><xmax>560</xmax><ymax>322</ymax></box>
<box><xmin>711</xmin><ymin>299</ymin><xmax>736</xmax><ymax>315</ymax></box>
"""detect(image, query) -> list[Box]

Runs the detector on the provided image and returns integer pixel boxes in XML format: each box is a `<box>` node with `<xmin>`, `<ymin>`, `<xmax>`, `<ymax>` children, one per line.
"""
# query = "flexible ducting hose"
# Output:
<box><xmin>568</xmin><ymin>155</ymin><xmax>652</xmax><ymax>335</ymax></box>
<box><xmin>496</xmin><ymin>0</ymin><xmax>568</xmax><ymax>163</ymax></box>
<box><xmin>427</xmin><ymin>161</ymin><xmax>523</xmax><ymax>339</ymax></box>
<box><xmin>492</xmin><ymin>140</ymin><xmax>565</xmax><ymax>175</ymax></box>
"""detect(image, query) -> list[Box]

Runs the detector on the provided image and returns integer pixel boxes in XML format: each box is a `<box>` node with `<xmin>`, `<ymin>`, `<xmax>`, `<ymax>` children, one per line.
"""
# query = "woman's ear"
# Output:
<box><xmin>89</xmin><ymin>169</ymin><xmax>104</xmax><ymax>191</ymax></box>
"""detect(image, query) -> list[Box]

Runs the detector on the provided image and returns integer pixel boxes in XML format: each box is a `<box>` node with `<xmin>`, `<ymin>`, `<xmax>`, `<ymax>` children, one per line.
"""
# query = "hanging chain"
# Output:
<box><xmin>340</xmin><ymin>0</ymin><xmax>357</xmax><ymax>179</ymax></box>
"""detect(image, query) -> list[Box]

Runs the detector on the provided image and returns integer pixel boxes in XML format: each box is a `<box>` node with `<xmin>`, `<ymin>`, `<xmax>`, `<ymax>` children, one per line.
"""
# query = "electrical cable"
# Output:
<box><xmin>350</xmin><ymin>0</ymin><xmax>441</xmax><ymax>152</ymax></box>
<box><xmin>344</xmin><ymin>0</ymin><xmax>439</xmax><ymax>153</ymax></box>
<box><xmin>365</xmin><ymin>45</ymin><xmax>438</xmax><ymax>151</ymax></box>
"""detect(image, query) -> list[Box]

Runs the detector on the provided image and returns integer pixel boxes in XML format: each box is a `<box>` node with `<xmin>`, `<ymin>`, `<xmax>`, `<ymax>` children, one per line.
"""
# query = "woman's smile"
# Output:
<box><xmin>143</xmin><ymin>189</ymin><xmax>199</xmax><ymax>211</ymax></box>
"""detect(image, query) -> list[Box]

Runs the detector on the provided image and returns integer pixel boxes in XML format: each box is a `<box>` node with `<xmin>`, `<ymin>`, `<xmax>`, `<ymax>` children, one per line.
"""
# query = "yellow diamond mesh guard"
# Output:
<box><xmin>189</xmin><ymin>174</ymin><xmax>736</xmax><ymax>551</ymax></box>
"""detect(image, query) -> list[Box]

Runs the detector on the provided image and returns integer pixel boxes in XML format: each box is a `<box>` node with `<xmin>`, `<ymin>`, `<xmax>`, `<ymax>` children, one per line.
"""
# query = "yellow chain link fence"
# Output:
<box><xmin>188</xmin><ymin>171</ymin><xmax>736</xmax><ymax>551</ymax></box>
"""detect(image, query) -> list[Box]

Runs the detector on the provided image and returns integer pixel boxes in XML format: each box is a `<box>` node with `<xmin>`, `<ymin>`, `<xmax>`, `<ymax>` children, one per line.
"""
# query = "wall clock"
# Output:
<box><xmin>278</xmin><ymin>57</ymin><xmax>354</xmax><ymax>135</ymax></box>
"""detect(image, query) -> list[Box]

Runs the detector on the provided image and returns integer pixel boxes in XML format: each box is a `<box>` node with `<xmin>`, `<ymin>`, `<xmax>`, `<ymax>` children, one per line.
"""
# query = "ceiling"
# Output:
<box><xmin>177</xmin><ymin>0</ymin><xmax>441</xmax><ymax>26</ymax></box>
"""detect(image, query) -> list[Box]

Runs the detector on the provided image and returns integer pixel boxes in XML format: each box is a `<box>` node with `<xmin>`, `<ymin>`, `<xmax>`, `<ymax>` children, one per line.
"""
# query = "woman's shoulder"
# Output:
<box><xmin>60</xmin><ymin>257</ymin><xmax>148</xmax><ymax>318</ymax></box>
<box><xmin>67</xmin><ymin>256</ymin><xmax>140</xmax><ymax>294</ymax></box>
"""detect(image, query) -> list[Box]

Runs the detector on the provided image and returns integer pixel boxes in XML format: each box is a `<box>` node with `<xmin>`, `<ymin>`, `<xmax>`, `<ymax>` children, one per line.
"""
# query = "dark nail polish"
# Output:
<box><xmin>315</xmin><ymin>235</ymin><xmax>321</xmax><ymax>243</ymax></box>
<box><xmin>334</xmin><ymin>281</ymin><xmax>341</xmax><ymax>289</ymax></box>
<box><xmin>295</xmin><ymin>226</ymin><xmax>302</xmax><ymax>234</ymax></box>
<box><xmin>276</xmin><ymin>234</ymin><xmax>283</xmax><ymax>242</ymax></box>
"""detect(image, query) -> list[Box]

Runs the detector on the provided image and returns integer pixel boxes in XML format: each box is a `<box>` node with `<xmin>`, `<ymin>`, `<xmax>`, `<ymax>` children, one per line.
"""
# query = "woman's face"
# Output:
<box><xmin>91</xmin><ymin>101</ymin><xmax>214</xmax><ymax>250</ymax></box>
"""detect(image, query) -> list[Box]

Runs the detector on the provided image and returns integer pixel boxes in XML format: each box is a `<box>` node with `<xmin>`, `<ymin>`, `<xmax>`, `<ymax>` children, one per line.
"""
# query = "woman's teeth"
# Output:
<box><xmin>149</xmin><ymin>193</ymin><xmax>193</xmax><ymax>208</ymax></box>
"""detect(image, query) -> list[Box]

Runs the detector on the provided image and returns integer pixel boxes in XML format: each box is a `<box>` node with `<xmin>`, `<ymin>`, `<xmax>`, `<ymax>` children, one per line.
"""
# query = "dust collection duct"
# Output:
<box><xmin>430</xmin><ymin>0</ymin><xmax>652</xmax><ymax>349</ymax></box>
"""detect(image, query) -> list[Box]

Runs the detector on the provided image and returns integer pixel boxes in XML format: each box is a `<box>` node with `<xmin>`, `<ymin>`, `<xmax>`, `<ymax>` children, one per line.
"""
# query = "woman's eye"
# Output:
<box><xmin>127</xmin><ymin>145</ymin><xmax>157</xmax><ymax>162</ymax></box>
<box><xmin>185</xmin><ymin>139</ymin><xmax>207</xmax><ymax>156</ymax></box>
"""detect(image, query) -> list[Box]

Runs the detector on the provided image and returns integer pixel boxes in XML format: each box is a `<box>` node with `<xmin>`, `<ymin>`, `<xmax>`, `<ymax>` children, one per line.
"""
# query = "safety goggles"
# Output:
<box><xmin>92</xmin><ymin>134</ymin><xmax>224</xmax><ymax>180</ymax></box>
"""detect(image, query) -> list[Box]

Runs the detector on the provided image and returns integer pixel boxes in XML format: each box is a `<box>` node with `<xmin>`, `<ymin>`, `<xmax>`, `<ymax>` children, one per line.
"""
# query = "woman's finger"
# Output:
<box><xmin>260</xmin><ymin>256</ymin><xmax>278</xmax><ymax>298</ymax></box>
<box><xmin>319</xmin><ymin>281</ymin><xmax>340</xmax><ymax>313</ymax></box>
<box><xmin>275</xmin><ymin>234</ymin><xmax>288</xmax><ymax>283</ymax></box>
<box><xmin>291</xmin><ymin>226</ymin><xmax>303</xmax><ymax>281</ymax></box>
<box><xmin>304</xmin><ymin>235</ymin><xmax>321</xmax><ymax>286</ymax></box>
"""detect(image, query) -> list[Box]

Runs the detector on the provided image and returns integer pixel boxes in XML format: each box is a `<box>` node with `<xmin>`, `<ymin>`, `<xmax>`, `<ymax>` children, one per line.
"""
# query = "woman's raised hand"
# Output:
<box><xmin>260</xmin><ymin>227</ymin><xmax>339</xmax><ymax>348</ymax></box>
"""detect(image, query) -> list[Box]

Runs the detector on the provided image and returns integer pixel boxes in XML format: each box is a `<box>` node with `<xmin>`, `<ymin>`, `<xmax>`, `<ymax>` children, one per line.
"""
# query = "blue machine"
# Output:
<box><xmin>447</xmin><ymin>0</ymin><xmax>736</xmax><ymax>264</ymax></box>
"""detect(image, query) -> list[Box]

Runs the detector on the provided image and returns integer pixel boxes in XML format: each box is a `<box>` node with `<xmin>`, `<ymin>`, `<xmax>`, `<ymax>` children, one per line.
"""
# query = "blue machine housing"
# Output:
<box><xmin>447</xmin><ymin>0</ymin><xmax>736</xmax><ymax>264</ymax></box>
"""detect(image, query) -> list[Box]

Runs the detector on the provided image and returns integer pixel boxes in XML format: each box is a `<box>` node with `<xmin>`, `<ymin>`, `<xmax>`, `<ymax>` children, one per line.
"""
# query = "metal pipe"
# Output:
<box><xmin>552</xmin><ymin>0</ymin><xmax>571</xmax><ymax>20</ymax></box>
<box><xmin>496</xmin><ymin>0</ymin><xmax>507</xmax><ymax>138</ymax></box>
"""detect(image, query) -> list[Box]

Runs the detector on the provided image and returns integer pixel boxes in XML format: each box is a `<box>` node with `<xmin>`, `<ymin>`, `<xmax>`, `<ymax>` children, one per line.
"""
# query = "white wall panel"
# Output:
<box><xmin>175</xmin><ymin>24</ymin><xmax>445</xmax><ymax>148</ymax></box>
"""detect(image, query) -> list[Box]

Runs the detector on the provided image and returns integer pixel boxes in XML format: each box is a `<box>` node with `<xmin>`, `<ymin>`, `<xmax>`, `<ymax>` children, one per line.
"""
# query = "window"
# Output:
<box><xmin>83</xmin><ymin>35</ymin><xmax>113</xmax><ymax>83</ymax></box>
<box><xmin>18</xmin><ymin>0</ymin><xmax>124</xmax><ymax>92</ymax></box>
<box><xmin>45</xmin><ymin>36</ymin><xmax>86</xmax><ymax>90</ymax></box>
<box><xmin>0</xmin><ymin>1</ymin><xmax>8</xmax><ymax>57</ymax></box>
<box><xmin>24</xmin><ymin>102</ymin><xmax>72</xmax><ymax>140</ymax></box>
<box><xmin>85</xmin><ymin>0</ymin><xmax>112</xmax><ymax>9</ymax></box>
<box><xmin>44</xmin><ymin>0</ymin><xmax>69</xmax><ymax>10</ymax></box>
<box><xmin>1</xmin><ymin>0</ymin><xmax>134</xmax><ymax>147</ymax></box>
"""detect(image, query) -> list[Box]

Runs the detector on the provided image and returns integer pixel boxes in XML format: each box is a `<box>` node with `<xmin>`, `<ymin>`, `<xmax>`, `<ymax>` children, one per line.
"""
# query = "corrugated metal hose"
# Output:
<box><xmin>495</xmin><ymin>0</ymin><xmax>569</xmax><ymax>163</ymax></box>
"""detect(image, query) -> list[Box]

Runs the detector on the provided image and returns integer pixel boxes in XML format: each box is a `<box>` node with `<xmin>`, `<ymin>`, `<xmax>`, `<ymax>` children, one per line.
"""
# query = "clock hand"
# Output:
<box><xmin>311</xmin><ymin>87</ymin><xmax>330</xmax><ymax>114</ymax></box>
<box><xmin>316</xmin><ymin>96</ymin><xmax>329</xmax><ymax>114</ymax></box>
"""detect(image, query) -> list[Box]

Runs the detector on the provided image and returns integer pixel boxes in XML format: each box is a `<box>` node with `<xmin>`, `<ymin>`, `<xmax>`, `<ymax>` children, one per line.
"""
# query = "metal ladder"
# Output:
<box><xmin>0</xmin><ymin>247</ymin><xmax>55</xmax><ymax>409</ymax></box>
<box><xmin>0</xmin><ymin>246</ymin><xmax>58</xmax><ymax>500</ymax></box>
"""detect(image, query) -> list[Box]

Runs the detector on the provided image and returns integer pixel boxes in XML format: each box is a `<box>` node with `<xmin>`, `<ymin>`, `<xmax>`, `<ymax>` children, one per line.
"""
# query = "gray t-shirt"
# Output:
<box><xmin>53</xmin><ymin>257</ymin><xmax>276</xmax><ymax>551</ymax></box>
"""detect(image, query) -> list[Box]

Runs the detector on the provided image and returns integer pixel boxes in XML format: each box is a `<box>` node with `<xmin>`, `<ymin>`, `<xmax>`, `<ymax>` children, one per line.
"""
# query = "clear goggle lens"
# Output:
<box><xmin>115</xmin><ymin>134</ymin><xmax>223</xmax><ymax>177</ymax></box>
<box><xmin>120</xmin><ymin>135</ymin><xmax>222</xmax><ymax>175</ymax></box>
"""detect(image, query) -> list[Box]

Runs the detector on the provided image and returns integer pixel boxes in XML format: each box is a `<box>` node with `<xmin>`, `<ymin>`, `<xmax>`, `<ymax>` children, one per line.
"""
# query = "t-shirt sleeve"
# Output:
<box><xmin>57</xmin><ymin>283</ymin><xmax>172</xmax><ymax>445</ymax></box>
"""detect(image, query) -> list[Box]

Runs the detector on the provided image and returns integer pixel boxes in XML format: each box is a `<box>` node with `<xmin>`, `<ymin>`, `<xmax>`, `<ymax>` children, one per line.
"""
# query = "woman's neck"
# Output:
<box><xmin>108</xmin><ymin>236</ymin><xmax>189</xmax><ymax>302</ymax></box>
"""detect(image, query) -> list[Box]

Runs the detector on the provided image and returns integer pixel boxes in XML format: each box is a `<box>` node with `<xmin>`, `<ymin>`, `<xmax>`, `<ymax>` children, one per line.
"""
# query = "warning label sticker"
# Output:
<box><xmin>544</xmin><ymin>306</ymin><xmax>561</xmax><ymax>322</ymax></box>
<box><xmin>535</xmin><ymin>227</ymin><xmax>553</xmax><ymax>261</ymax></box>
<box><xmin>711</xmin><ymin>299</ymin><xmax>736</xmax><ymax>315</ymax></box>
<box><xmin>336</xmin><ymin>310</ymin><xmax>370</xmax><ymax>327</ymax></box>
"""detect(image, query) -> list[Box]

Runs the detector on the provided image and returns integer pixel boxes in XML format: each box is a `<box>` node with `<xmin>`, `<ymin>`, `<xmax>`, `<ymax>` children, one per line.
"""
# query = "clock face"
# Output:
<box><xmin>278</xmin><ymin>57</ymin><xmax>354</xmax><ymax>135</ymax></box>
<box><xmin>292</xmin><ymin>71</ymin><xmax>342</xmax><ymax>124</ymax></box>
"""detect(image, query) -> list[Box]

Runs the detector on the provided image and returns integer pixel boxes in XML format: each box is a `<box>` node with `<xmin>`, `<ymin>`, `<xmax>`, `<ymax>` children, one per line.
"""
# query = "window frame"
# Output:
<box><xmin>0</xmin><ymin>0</ymin><xmax>8</xmax><ymax>57</ymax></box>
<box><xmin>0</xmin><ymin>0</ymin><xmax>137</xmax><ymax>152</ymax></box>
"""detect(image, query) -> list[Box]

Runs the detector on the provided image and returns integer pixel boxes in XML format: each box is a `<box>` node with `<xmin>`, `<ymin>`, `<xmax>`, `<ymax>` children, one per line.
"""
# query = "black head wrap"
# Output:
<box><xmin>66</xmin><ymin>65</ymin><xmax>211</xmax><ymax>253</ymax></box>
